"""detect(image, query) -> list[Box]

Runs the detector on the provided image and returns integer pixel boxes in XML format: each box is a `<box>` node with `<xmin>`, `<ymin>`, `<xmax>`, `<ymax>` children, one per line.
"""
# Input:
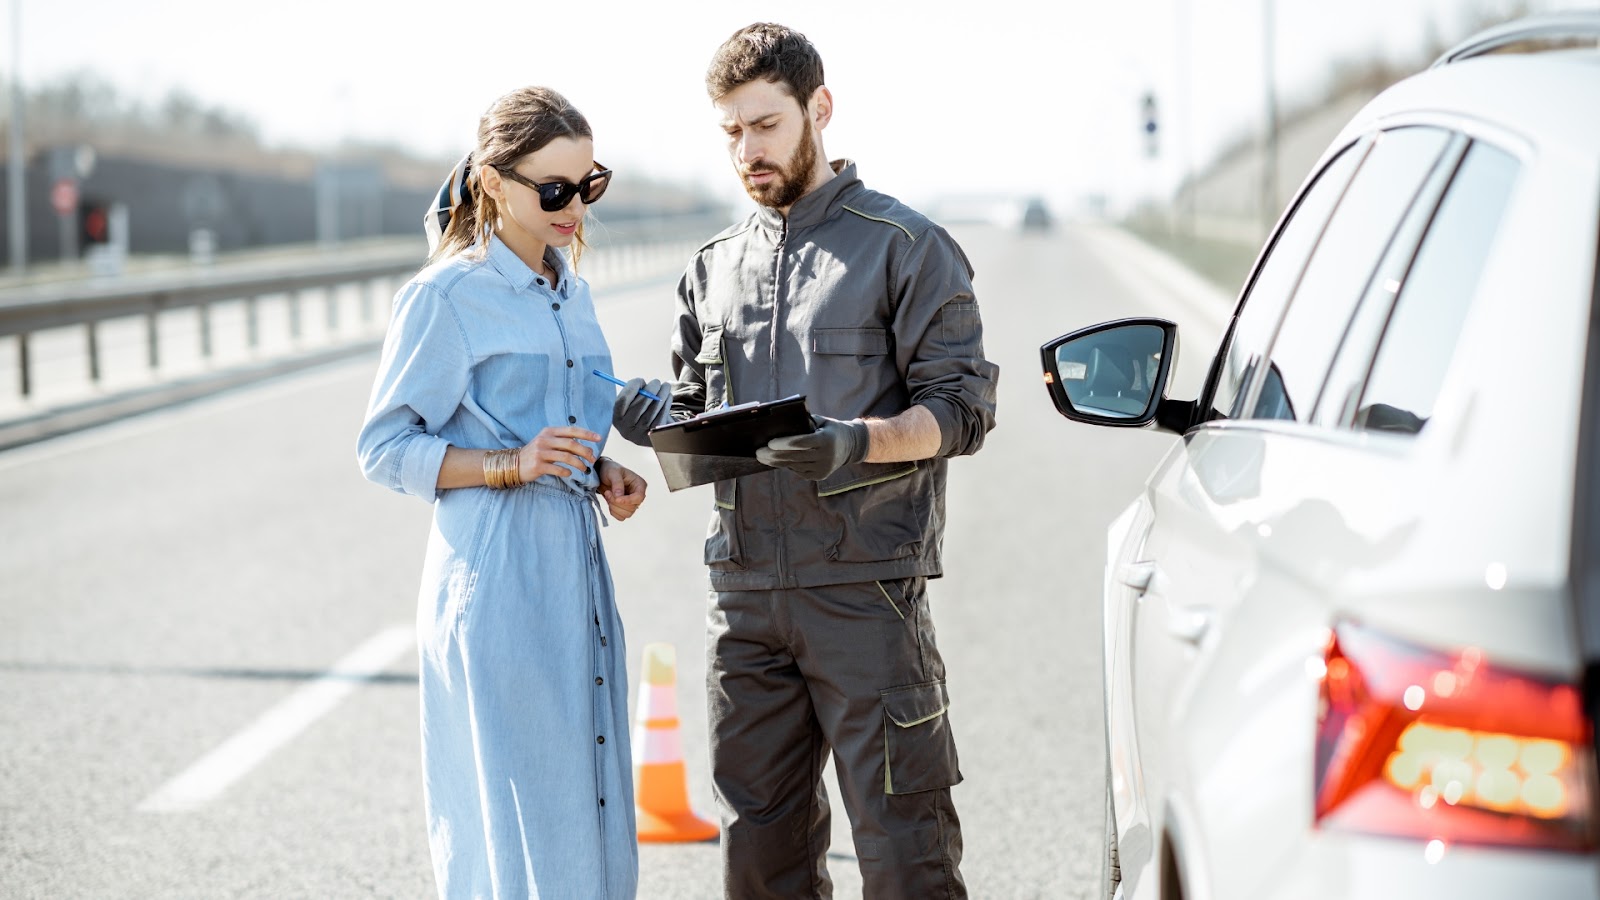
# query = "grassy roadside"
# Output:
<box><xmin>1120</xmin><ymin>221</ymin><xmax>1260</xmax><ymax>297</ymax></box>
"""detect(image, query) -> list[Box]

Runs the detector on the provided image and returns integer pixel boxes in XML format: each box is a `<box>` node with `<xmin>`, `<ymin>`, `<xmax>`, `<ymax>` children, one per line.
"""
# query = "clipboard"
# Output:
<box><xmin>647</xmin><ymin>395</ymin><xmax>815</xmax><ymax>491</ymax></box>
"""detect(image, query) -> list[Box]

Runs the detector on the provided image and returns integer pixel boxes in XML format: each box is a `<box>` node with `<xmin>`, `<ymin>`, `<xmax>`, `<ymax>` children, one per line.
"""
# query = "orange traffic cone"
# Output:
<box><xmin>633</xmin><ymin>642</ymin><xmax>719</xmax><ymax>843</ymax></box>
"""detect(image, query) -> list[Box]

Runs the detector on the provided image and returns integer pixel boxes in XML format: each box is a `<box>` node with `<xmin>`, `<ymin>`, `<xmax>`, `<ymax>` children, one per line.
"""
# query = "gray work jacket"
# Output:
<box><xmin>669</xmin><ymin>160</ymin><xmax>1000</xmax><ymax>591</ymax></box>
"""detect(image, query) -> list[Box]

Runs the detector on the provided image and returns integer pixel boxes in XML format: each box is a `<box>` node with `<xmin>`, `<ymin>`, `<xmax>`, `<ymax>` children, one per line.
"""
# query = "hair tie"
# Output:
<box><xmin>424</xmin><ymin>152</ymin><xmax>475</xmax><ymax>256</ymax></box>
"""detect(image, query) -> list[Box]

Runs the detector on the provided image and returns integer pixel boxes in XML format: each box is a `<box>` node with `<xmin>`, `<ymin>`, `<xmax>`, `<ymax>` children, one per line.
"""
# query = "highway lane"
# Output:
<box><xmin>0</xmin><ymin>220</ymin><xmax>1228</xmax><ymax>899</ymax></box>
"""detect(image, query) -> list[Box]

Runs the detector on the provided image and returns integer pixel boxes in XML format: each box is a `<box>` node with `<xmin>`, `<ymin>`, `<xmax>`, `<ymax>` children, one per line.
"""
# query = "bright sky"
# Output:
<box><xmin>5</xmin><ymin>0</ymin><xmax>1587</xmax><ymax>214</ymax></box>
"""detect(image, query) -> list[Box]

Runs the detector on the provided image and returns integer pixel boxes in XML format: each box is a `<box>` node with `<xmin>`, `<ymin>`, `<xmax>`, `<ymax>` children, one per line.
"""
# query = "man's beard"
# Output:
<box><xmin>740</xmin><ymin>122</ymin><xmax>818</xmax><ymax>210</ymax></box>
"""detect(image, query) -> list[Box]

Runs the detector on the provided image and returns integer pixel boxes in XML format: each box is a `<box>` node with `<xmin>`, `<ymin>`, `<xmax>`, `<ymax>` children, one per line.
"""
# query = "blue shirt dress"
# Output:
<box><xmin>357</xmin><ymin>234</ymin><xmax>637</xmax><ymax>899</ymax></box>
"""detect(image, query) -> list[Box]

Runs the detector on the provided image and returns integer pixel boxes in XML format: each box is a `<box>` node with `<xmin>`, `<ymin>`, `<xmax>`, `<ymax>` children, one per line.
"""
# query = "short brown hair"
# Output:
<box><xmin>705</xmin><ymin>22</ymin><xmax>825</xmax><ymax>107</ymax></box>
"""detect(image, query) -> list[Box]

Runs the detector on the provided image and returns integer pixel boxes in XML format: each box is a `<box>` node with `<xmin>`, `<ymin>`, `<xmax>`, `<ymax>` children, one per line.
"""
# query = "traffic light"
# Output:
<box><xmin>1141</xmin><ymin>92</ymin><xmax>1159</xmax><ymax>158</ymax></box>
<box><xmin>79</xmin><ymin>199</ymin><xmax>110</xmax><ymax>253</ymax></box>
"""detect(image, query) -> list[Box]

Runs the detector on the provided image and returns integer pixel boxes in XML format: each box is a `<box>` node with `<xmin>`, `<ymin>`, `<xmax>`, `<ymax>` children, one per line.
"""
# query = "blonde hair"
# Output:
<box><xmin>428</xmin><ymin>87</ymin><xmax>594</xmax><ymax>267</ymax></box>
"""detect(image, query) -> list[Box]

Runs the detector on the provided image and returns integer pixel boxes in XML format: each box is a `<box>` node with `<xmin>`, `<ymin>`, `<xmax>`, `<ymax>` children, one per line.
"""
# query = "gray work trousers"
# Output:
<box><xmin>707</xmin><ymin>577</ymin><xmax>967</xmax><ymax>900</ymax></box>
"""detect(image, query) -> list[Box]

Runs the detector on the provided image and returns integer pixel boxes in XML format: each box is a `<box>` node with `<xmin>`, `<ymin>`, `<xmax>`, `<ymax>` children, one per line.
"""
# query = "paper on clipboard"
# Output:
<box><xmin>647</xmin><ymin>395</ymin><xmax>815</xmax><ymax>491</ymax></box>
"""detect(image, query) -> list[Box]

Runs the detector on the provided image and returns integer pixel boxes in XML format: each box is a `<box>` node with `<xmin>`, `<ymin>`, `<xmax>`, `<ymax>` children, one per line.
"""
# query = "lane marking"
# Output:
<box><xmin>1071</xmin><ymin>222</ymin><xmax>1233</xmax><ymax>333</ymax></box>
<box><xmin>138</xmin><ymin>624</ymin><xmax>415</xmax><ymax>813</ymax></box>
<box><xmin>1069</xmin><ymin>222</ymin><xmax>1235</xmax><ymax>397</ymax></box>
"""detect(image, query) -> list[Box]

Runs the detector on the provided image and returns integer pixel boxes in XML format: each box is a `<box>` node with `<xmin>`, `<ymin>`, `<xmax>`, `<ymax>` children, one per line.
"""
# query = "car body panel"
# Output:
<box><xmin>1078</xmin><ymin>29</ymin><xmax>1600</xmax><ymax>900</ymax></box>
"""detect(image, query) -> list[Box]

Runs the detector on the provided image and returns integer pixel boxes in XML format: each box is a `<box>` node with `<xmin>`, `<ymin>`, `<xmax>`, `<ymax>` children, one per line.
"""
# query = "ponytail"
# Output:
<box><xmin>424</xmin><ymin>153</ymin><xmax>485</xmax><ymax>265</ymax></box>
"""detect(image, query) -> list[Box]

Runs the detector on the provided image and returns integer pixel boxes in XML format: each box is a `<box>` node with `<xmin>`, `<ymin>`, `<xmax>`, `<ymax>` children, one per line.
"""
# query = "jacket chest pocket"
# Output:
<box><xmin>813</xmin><ymin>327</ymin><xmax>890</xmax><ymax>365</ymax></box>
<box><xmin>697</xmin><ymin>324</ymin><xmax>730</xmax><ymax>412</ymax></box>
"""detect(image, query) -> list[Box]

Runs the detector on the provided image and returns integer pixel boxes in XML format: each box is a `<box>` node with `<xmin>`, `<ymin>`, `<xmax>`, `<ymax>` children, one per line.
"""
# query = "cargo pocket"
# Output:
<box><xmin>696</xmin><ymin>323</ymin><xmax>729</xmax><ymax>411</ymax></box>
<box><xmin>703</xmin><ymin>478</ymin><xmax>743</xmax><ymax>567</ymax></box>
<box><xmin>880</xmin><ymin>681</ymin><xmax>962</xmax><ymax>795</ymax></box>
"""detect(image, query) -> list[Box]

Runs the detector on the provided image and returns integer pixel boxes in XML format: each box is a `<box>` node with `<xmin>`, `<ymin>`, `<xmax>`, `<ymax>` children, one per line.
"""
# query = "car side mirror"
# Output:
<box><xmin>1040</xmin><ymin>318</ymin><xmax>1178</xmax><ymax>428</ymax></box>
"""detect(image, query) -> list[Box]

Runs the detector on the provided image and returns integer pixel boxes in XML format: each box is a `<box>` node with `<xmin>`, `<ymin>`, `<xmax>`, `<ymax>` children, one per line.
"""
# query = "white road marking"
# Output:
<box><xmin>1068</xmin><ymin>222</ymin><xmax>1235</xmax><ymax>398</ymax></box>
<box><xmin>137</xmin><ymin>624</ymin><xmax>415</xmax><ymax>813</ymax></box>
<box><xmin>1071</xmin><ymin>222</ymin><xmax>1234</xmax><ymax>333</ymax></box>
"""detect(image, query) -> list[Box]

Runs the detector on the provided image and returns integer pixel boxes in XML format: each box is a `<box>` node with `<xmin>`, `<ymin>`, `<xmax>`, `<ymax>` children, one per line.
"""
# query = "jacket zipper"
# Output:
<box><xmin>772</xmin><ymin>220</ymin><xmax>789</xmax><ymax>587</ymax></box>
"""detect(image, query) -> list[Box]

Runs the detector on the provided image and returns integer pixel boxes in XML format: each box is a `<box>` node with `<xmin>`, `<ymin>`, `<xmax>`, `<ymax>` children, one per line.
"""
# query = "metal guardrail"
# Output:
<box><xmin>0</xmin><ymin>247</ymin><xmax>422</xmax><ymax>397</ymax></box>
<box><xmin>0</xmin><ymin>212</ymin><xmax>731</xmax><ymax>403</ymax></box>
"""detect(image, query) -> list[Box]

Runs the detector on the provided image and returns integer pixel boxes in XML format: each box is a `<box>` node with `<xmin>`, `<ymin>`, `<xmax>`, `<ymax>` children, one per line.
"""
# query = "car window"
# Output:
<box><xmin>1353</xmin><ymin>142</ymin><xmax>1520</xmax><ymax>434</ymax></box>
<box><xmin>1249</xmin><ymin>127</ymin><xmax>1453</xmax><ymax>422</ymax></box>
<box><xmin>1208</xmin><ymin>143</ymin><xmax>1362</xmax><ymax>420</ymax></box>
<box><xmin>1310</xmin><ymin>135</ymin><xmax>1468</xmax><ymax>427</ymax></box>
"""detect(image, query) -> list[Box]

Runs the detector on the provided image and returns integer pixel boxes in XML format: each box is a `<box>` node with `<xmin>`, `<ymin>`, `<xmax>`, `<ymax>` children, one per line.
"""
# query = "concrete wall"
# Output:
<box><xmin>1171</xmin><ymin>90</ymin><xmax>1377</xmax><ymax>247</ymax></box>
<box><xmin>0</xmin><ymin>147</ymin><xmax>435</xmax><ymax>263</ymax></box>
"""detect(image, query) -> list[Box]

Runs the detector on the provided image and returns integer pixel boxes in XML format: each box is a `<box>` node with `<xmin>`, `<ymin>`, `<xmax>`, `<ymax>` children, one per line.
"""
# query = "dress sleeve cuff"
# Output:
<box><xmin>400</xmin><ymin>433</ymin><xmax>451</xmax><ymax>503</ymax></box>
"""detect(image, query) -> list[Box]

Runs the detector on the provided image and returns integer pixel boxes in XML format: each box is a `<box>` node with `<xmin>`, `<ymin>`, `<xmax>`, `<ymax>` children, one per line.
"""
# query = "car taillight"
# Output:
<box><xmin>1314</xmin><ymin>620</ymin><xmax>1596</xmax><ymax>851</ymax></box>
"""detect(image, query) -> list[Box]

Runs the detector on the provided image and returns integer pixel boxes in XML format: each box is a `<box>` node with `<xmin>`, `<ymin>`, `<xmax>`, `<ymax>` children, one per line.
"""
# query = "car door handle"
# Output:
<box><xmin>1166</xmin><ymin>603</ymin><xmax>1213</xmax><ymax>644</ymax></box>
<box><xmin>1117</xmin><ymin>561</ymin><xmax>1158</xmax><ymax>594</ymax></box>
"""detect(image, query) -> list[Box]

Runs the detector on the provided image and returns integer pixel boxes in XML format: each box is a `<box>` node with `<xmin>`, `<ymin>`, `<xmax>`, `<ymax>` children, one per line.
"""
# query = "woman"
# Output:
<box><xmin>357</xmin><ymin>86</ymin><xmax>645</xmax><ymax>899</ymax></box>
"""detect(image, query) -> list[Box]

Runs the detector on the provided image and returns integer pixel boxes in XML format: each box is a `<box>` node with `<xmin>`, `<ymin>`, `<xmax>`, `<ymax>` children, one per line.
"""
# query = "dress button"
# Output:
<box><xmin>599</xmin><ymin>798</ymin><xmax>606</xmax><ymax>807</ymax></box>
<box><xmin>552</xmin><ymin>303</ymin><xmax>561</xmax><ymax>311</ymax></box>
<box><xmin>597</xmin><ymin>735</ymin><xmax>606</xmax><ymax>745</ymax></box>
<box><xmin>567</xmin><ymin>359</ymin><xmax>574</xmax><ymax>367</ymax></box>
<box><xmin>595</xmin><ymin>676</ymin><xmax>604</xmax><ymax>686</ymax></box>
<box><xmin>568</xmin><ymin>415</ymin><xmax>577</xmax><ymax>424</ymax></box>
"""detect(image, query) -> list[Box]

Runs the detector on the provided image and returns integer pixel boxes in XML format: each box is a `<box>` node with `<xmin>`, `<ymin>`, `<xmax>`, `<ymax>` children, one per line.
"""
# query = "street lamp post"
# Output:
<box><xmin>1262</xmin><ymin>0</ymin><xmax>1280</xmax><ymax>239</ymax></box>
<box><xmin>1175</xmin><ymin>0</ymin><xmax>1194</xmax><ymax>237</ymax></box>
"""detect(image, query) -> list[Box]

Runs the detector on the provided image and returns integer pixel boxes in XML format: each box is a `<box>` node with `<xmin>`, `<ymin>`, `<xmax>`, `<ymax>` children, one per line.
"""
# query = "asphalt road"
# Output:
<box><xmin>0</xmin><ymin>220</ymin><xmax>1227</xmax><ymax>899</ymax></box>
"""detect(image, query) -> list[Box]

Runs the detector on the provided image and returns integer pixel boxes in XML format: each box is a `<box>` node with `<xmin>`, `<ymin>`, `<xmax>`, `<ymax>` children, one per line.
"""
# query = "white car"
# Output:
<box><xmin>1042</xmin><ymin>13</ymin><xmax>1600</xmax><ymax>900</ymax></box>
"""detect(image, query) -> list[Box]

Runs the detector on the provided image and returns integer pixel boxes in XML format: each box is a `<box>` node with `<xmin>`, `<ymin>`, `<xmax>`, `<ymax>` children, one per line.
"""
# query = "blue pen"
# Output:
<box><xmin>592</xmin><ymin>369</ymin><xmax>664</xmax><ymax>402</ymax></box>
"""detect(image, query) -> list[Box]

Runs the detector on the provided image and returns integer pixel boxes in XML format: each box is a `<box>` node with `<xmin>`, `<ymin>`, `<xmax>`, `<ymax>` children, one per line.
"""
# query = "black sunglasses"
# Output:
<box><xmin>494</xmin><ymin>163</ymin><xmax>612</xmax><ymax>212</ymax></box>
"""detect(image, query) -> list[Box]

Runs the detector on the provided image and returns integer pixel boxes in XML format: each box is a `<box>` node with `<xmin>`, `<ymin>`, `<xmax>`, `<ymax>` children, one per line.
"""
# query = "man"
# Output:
<box><xmin>612</xmin><ymin>22</ymin><xmax>998</xmax><ymax>900</ymax></box>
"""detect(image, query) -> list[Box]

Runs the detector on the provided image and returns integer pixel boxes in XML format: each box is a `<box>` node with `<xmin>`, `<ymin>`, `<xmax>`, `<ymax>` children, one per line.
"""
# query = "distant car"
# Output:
<box><xmin>1020</xmin><ymin>196</ymin><xmax>1052</xmax><ymax>232</ymax></box>
<box><xmin>1040</xmin><ymin>13</ymin><xmax>1600</xmax><ymax>900</ymax></box>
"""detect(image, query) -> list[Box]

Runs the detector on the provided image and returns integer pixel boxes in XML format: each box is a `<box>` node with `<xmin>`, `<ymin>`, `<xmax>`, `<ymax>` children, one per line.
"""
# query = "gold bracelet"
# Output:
<box><xmin>502</xmin><ymin>449</ymin><xmax>525</xmax><ymax>488</ymax></box>
<box><xmin>501</xmin><ymin>449</ymin><xmax>522</xmax><ymax>489</ymax></box>
<box><xmin>483</xmin><ymin>449</ymin><xmax>523</xmax><ymax>489</ymax></box>
<box><xmin>502</xmin><ymin>449</ymin><xmax>523</xmax><ymax>488</ymax></box>
<box><xmin>496</xmin><ymin>450</ymin><xmax>512</xmax><ymax>489</ymax></box>
<box><xmin>483</xmin><ymin>450</ymin><xmax>501</xmax><ymax>489</ymax></box>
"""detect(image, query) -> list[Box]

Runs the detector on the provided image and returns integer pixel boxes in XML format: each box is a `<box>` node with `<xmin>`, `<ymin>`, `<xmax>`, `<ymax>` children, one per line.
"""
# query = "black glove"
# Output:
<box><xmin>613</xmin><ymin>377</ymin><xmax>672</xmax><ymax>447</ymax></box>
<box><xmin>755</xmin><ymin>415</ymin><xmax>870</xmax><ymax>481</ymax></box>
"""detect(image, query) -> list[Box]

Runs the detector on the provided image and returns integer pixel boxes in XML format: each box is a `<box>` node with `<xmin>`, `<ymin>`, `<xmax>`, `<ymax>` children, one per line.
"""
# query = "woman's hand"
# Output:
<box><xmin>596</xmin><ymin>458</ymin><xmax>648</xmax><ymax>521</ymax></box>
<box><xmin>519</xmin><ymin>426</ymin><xmax>600</xmax><ymax>482</ymax></box>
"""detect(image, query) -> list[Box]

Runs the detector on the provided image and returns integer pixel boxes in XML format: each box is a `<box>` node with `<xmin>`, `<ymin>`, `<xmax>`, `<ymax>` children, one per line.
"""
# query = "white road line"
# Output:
<box><xmin>1068</xmin><ymin>221</ymin><xmax>1238</xmax><ymax>398</ymax></box>
<box><xmin>1071</xmin><ymin>221</ymin><xmax>1235</xmax><ymax>333</ymax></box>
<box><xmin>138</xmin><ymin>624</ymin><xmax>415</xmax><ymax>814</ymax></box>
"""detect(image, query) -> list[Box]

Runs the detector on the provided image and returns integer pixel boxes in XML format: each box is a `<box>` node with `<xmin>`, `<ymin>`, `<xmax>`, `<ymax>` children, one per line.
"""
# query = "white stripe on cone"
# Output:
<box><xmin>633</xmin><ymin>723</ymin><xmax>684</xmax><ymax>765</ymax></box>
<box><xmin>636</xmin><ymin>684</ymin><xmax>678</xmax><ymax>722</ymax></box>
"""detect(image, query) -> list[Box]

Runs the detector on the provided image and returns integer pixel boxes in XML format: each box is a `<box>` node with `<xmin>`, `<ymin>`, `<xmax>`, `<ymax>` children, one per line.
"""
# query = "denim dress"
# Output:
<box><xmin>357</xmin><ymin>234</ymin><xmax>637</xmax><ymax>899</ymax></box>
